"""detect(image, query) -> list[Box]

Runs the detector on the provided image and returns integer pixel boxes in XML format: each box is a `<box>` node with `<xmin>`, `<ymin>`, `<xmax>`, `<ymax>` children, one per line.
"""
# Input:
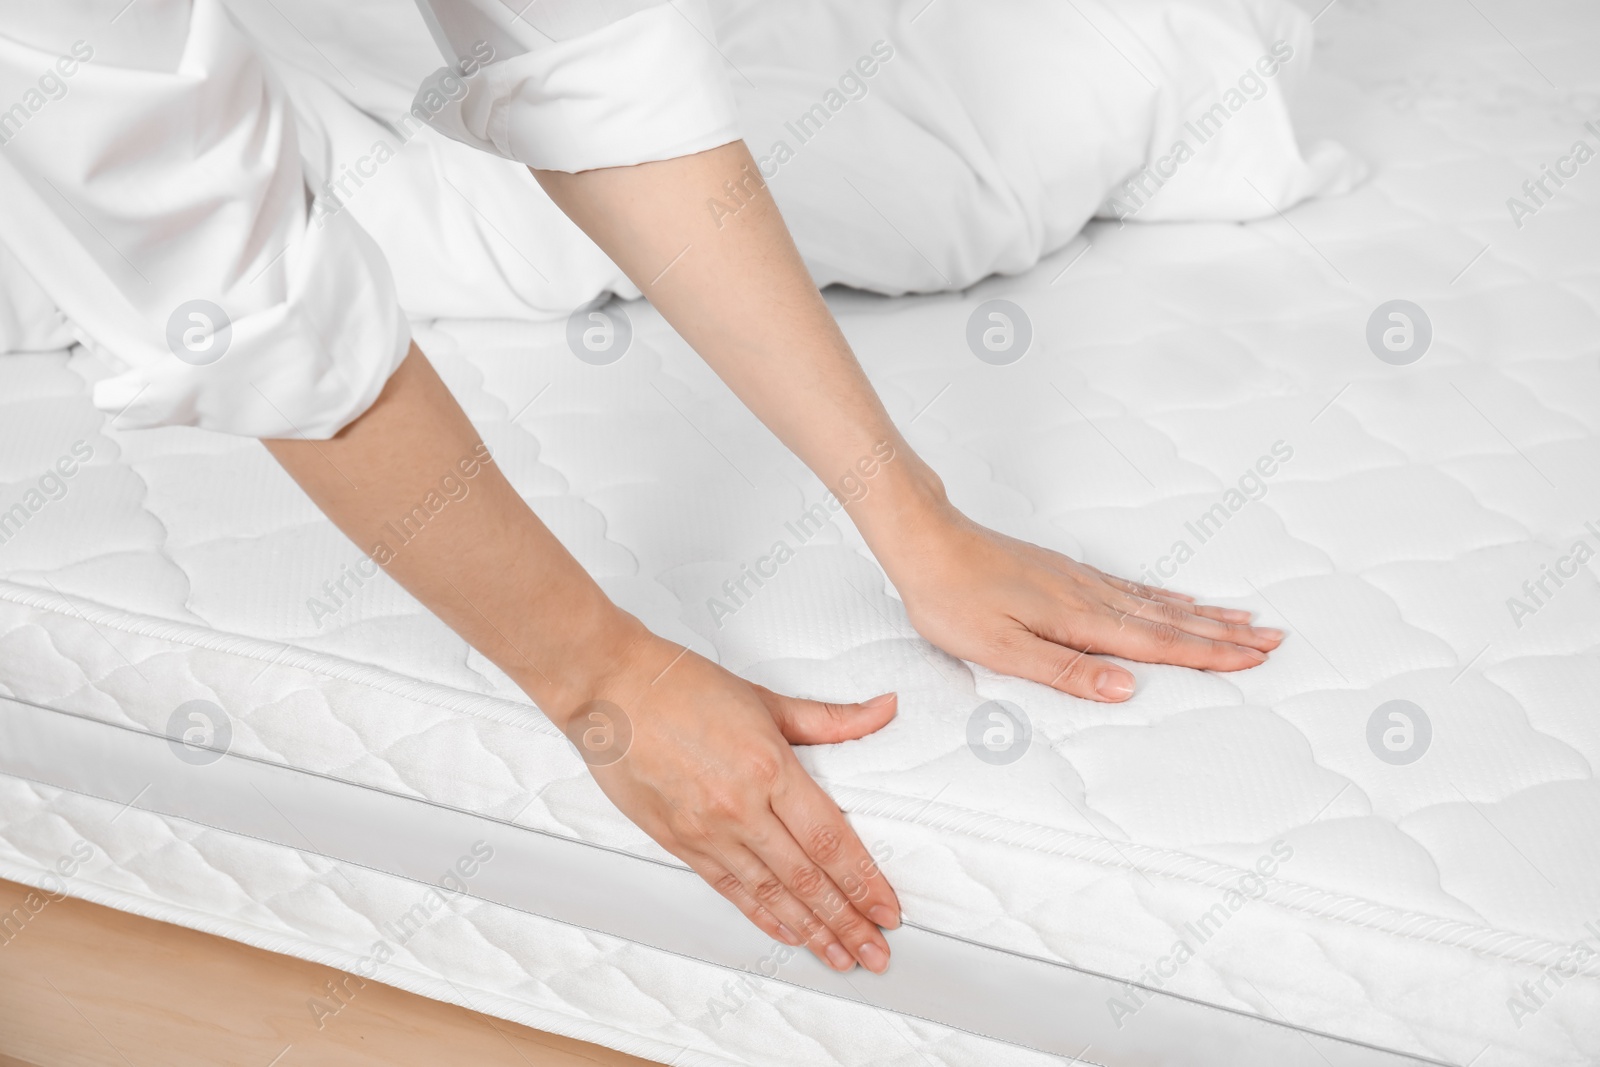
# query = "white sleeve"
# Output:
<box><xmin>0</xmin><ymin>0</ymin><xmax>410</xmax><ymax>439</ymax></box>
<box><xmin>411</xmin><ymin>0</ymin><xmax>741</xmax><ymax>172</ymax></box>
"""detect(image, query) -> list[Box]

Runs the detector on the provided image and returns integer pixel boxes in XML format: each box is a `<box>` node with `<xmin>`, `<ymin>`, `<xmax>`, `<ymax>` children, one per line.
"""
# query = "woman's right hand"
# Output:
<box><xmin>549</xmin><ymin>627</ymin><xmax>902</xmax><ymax>974</ymax></box>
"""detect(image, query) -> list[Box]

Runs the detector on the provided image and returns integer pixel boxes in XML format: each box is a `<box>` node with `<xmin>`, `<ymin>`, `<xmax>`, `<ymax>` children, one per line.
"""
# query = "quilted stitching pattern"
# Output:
<box><xmin>2</xmin><ymin>2</ymin><xmax>1599</xmax><ymax>1063</ymax></box>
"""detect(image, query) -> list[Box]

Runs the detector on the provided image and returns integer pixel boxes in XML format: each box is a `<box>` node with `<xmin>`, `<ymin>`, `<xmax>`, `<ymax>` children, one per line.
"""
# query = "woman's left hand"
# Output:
<box><xmin>881</xmin><ymin>503</ymin><xmax>1284</xmax><ymax>702</ymax></box>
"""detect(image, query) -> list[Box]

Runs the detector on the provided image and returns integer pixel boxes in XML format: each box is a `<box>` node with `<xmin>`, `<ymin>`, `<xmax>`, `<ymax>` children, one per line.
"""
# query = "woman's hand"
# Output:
<box><xmin>880</xmin><ymin>502</ymin><xmax>1284</xmax><ymax>702</ymax></box>
<box><xmin>269</xmin><ymin>349</ymin><xmax>901</xmax><ymax>973</ymax></box>
<box><xmin>556</xmin><ymin>627</ymin><xmax>902</xmax><ymax>974</ymax></box>
<box><xmin>535</xmin><ymin>146</ymin><xmax>1281</xmax><ymax>704</ymax></box>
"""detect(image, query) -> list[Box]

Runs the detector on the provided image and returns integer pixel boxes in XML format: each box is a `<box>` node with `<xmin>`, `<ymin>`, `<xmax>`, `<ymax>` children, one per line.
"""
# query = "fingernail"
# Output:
<box><xmin>825</xmin><ymin>943</ymin><xmax>855</xmax><ymax>971</ymax></box>
<box><xmin>1241</xmin><ymin>646</ymin><xmax>1267</xmax><ymax>663</ymax></box>
<box><xmin>857</xmin><ymin>942</ymin><xmax>889</xmax><ymax>974</ymax></box>
<box><xmin>1257</xmin><ymin>627</ymin><xmax>1285</xmax><ymax>641</ymax></box>
<box><xmin>1223</xmin><ymin>609</ymin><xmax>1253</xmax><ymax>622</ymax></box>
<box><xmin>1095</xmin><ymin>672</ymin><xmax>1135</xmax><ymax>700</ymax></box>
<box><xmin>777</xmin><ymin>923</ymin><xmax>802</xmax><ymax>946</ymax></box>
<box><xmin>868</xmin><ymin>905</ymin><xmax>900</xmax><ymax>929</ymax></box>
<box><xmin>862</xmin><ymin>692</ymin><xmax>896</xmax><ymax>708</ymax></box>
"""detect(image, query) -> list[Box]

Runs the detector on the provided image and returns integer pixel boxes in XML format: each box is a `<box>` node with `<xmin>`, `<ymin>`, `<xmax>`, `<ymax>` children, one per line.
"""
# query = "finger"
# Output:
<box><xmin>654</xmin><ymin>788</ymin><xmax>858</xmax><ymax>971</ymax></box>
<box><xmin>1097</xmin><ymin>573</ymin><xmax>1198</xmax><ymax>605</ymax></box>
<box><xmin>996</xmin><ymin>632</ymin><xmax>1137</xmax><ymax>701</ymax></box>
<box><xmin>1082</xmin><ymin>607</ymin><xmax>1269</xmax><ymax>672</ymax></box>
<box><xmin>721</xmin><ymin>844</ymin><xmax>865</xmax><ymax>972</ymax></box>
<box><xmin>754</xmin><ymin>787</ymin><xmax>895</xmax><ymax>974</ymax></box>
<box><xmin>760</xmin><ymin>690</ymin><xmax>898</xmax><ymax>745</ymax></box>
<box><xmin>1112</xmin><ymin>595</ymin><xmax>1283</xmax><ymax>653</ymax></box>
<box><xmin>688</xmin><ymin>852</ymin><xmax>807</xmax><ymax>950</ymax></box>
<box><xmin>1183</xmin><ymin>601</ymin><xmax>1256</xmax><ymax>625</ymax></box>
<box><xmin>638</xmin><ymin>778</ymin><xmax>852</xmax><ymax>969</ymax></box>
<box><xmin>1147</xmin><ymin>592</ymin><xmax>1252</xmax><ymax>624</ymax></box>
<box><xmin>1100</xmin><ymin>575</ymin><xmax>1252</xmax><ymax>621</ymax></box>
<box><xmin>769</xmin><ymin>773</ymin><xmax>901</xmax><ymax>935</ymax></box>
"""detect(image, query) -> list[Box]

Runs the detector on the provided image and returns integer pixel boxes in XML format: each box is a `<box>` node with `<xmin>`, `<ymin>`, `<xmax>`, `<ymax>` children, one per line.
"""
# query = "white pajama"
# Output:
<box><xmin>0</xmin><ymin>0</ymin><xmax>739</xmax><ymax>438</ymax></box>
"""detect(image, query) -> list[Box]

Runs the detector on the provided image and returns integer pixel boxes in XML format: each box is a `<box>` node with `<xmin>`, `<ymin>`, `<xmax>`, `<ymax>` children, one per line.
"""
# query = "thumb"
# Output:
<box><xmin>759</xmin><ymin>689</ymin><xmax>898</xmax><ymax>745</ymax></box>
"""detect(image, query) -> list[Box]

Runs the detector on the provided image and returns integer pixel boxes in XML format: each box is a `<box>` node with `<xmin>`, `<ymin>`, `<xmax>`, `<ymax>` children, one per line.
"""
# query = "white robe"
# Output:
<box><xmin>0</xmin><ymin>0</ymin><xmax>739</xmax><ymax>438</ymax></box>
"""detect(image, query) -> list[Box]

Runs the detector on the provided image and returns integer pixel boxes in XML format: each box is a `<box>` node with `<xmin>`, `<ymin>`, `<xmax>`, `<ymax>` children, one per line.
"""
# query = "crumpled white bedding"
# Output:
<box><xmin>234</xmin><ymin>0</ymin><xmax>1361</xmax><ymax>320</ymax></box>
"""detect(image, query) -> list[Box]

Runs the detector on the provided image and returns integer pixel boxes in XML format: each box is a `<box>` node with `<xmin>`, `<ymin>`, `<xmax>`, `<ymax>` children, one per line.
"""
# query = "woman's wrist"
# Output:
<box><xmin>506</xmin><ymin>593</ymin><xmax>659</xmax><ymax>730</ymax></box>
<box><xmin>838</xmin><ymin>445</ymin><xmax>960</xmax><ymax>571</ymax></box>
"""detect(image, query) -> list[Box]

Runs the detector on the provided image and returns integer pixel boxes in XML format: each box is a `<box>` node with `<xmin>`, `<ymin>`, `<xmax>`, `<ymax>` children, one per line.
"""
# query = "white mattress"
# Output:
<box><xmin>3</xmin><ymin>2</ymin><xmax>1599</xmax><ymax>1064</ymax></box>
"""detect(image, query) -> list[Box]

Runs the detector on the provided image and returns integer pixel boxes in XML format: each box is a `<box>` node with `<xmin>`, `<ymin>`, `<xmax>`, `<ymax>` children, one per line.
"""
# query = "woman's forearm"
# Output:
<box><xmin>535</xmin><ymin>142</ymin><xmax>1284</xmax><ymax>694</ymax></box>
<box><xmin>533</xmin><ymin>143</ymin><xmax>950</xmax><ymax>572</ymax></box>
<box><xmin>265</xmin><ymin>342</ymin><xmax>906</xmax><ymax>974</ymax></box>
<box><xmin>263</xmin><ymin>343</ymin><xmax>641</xmax><ymax>724</ymax></box>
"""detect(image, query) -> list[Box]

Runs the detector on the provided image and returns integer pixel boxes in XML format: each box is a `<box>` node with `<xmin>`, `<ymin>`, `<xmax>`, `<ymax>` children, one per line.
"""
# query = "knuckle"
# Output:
<box><xmin>805</xmin><ymin>824</ymin><xmax>845</xmax><ymax>864</ymax></box>
<box><xmin>789</xmin><ymin>864</ymin><xmax>828</xmax><ymax>898</ymax></box>
<box><xmin>1047</xmin><ymin>621</ymin><xmax>1085</xmax><ymax>651</ymax></box>
<box><xmin>812</xmin><ymin>888</ymin><xmax>848</xmax><ymax>922</ymax></box>
<box><xmin>990</xmin><ymin>628</ymin><xmax>1033</xmax><ymax>657</ymax></box>
<box><xmin>829</xmin><ymin>909</ymin><xmax>872</xmax><ymax>941</ymax></box>
<box><xmin>1154</xmin><ymin>601</ymin><xmax>1187</xmax><ymax>626</ymax></box>
<box><xmin>752</xmin><ymin>876</ymin><xmax>786</xmax><ymax>905</ymax></box>
<box><xmin>664</xmin><ymin>812</ymin><xmax>703</xmax><ymax>844</ymax></box>
<box><xmin>1051</xmin><ymin>653</ymin><xmax>1092</xmax><ymax>687</ymax></box>
<box><xmin>790</xmin><ymin>912</ymin><xmax>822</xmax><ymax>940</ymax></box>
<box><xmin>710</xmin><ymin>871</ymin><xmax>744</xmax><ymax>898</ymax></box>
<box><xmin>701</xmin><ymin>789</ymin><xmax>745</xmax><ymax>821</ymax></box>
<box><xmin>742</xmin><ymin>751</ymin><xmax>783</xmax><ymax>787</ymax></box>
<box><xmin>1148</xmin><ymin>621</ymin><xmax>1183</xmax><ymax>649</ymax></box>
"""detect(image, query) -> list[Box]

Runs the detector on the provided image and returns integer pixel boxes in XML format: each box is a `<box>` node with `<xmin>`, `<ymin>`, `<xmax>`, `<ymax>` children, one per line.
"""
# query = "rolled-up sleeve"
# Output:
<box><xmin>412</xmin><ymin>0</ymin><xmax>741</xmax><ymax>172</ymax></box>
<box><xmin>0</xmin><ymin>0</ymin><xmax>410</xmax><ymax>439</ymax></box>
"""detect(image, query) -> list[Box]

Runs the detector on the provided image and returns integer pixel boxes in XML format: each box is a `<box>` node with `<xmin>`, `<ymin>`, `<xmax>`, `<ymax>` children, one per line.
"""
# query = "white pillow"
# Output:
<box><xmin>709</xmin><ymin>0</ymin><xmax>1364</xmax><ymax>294</ymax></box>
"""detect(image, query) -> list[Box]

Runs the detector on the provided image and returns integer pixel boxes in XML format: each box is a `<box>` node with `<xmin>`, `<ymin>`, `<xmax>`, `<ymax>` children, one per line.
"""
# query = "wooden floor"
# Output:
<box><xmin>0</xmin><ymin>878</ymin><xmax>662</xmax><ymax>1067</ymax></box>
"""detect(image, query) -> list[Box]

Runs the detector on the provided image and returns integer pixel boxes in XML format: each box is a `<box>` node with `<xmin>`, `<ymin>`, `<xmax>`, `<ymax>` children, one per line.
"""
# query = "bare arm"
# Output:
<box><xmin>266</xmin><ymin>140</ymin><xmax>1281</xmax><ymax>977</ymax></box>
<box><xmin>535</xmin><ymin>144</ymin><xmax>935</xmax><ymax>554</ymax></box>
<box><xmin>265</xmin><ymin>346</ymin><xmax>625</xmax><ymax>713</ymax></box>
<box><xmin>535</xmin><ymin>142</ymin><xmax>1284</xmax><ymax>698</ymax></box>
<box><xmin>267</xmin><ymin>346</ymin><xmax>902</xmax><ymax>975</ymax></box>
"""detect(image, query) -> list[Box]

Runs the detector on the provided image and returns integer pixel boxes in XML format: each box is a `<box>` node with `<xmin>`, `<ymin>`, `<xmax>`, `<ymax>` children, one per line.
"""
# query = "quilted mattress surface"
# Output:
<box><xmin>3</xmin><ymin>2</ymin><xmax>1599</xmax><ymax>1065</ymax></box>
